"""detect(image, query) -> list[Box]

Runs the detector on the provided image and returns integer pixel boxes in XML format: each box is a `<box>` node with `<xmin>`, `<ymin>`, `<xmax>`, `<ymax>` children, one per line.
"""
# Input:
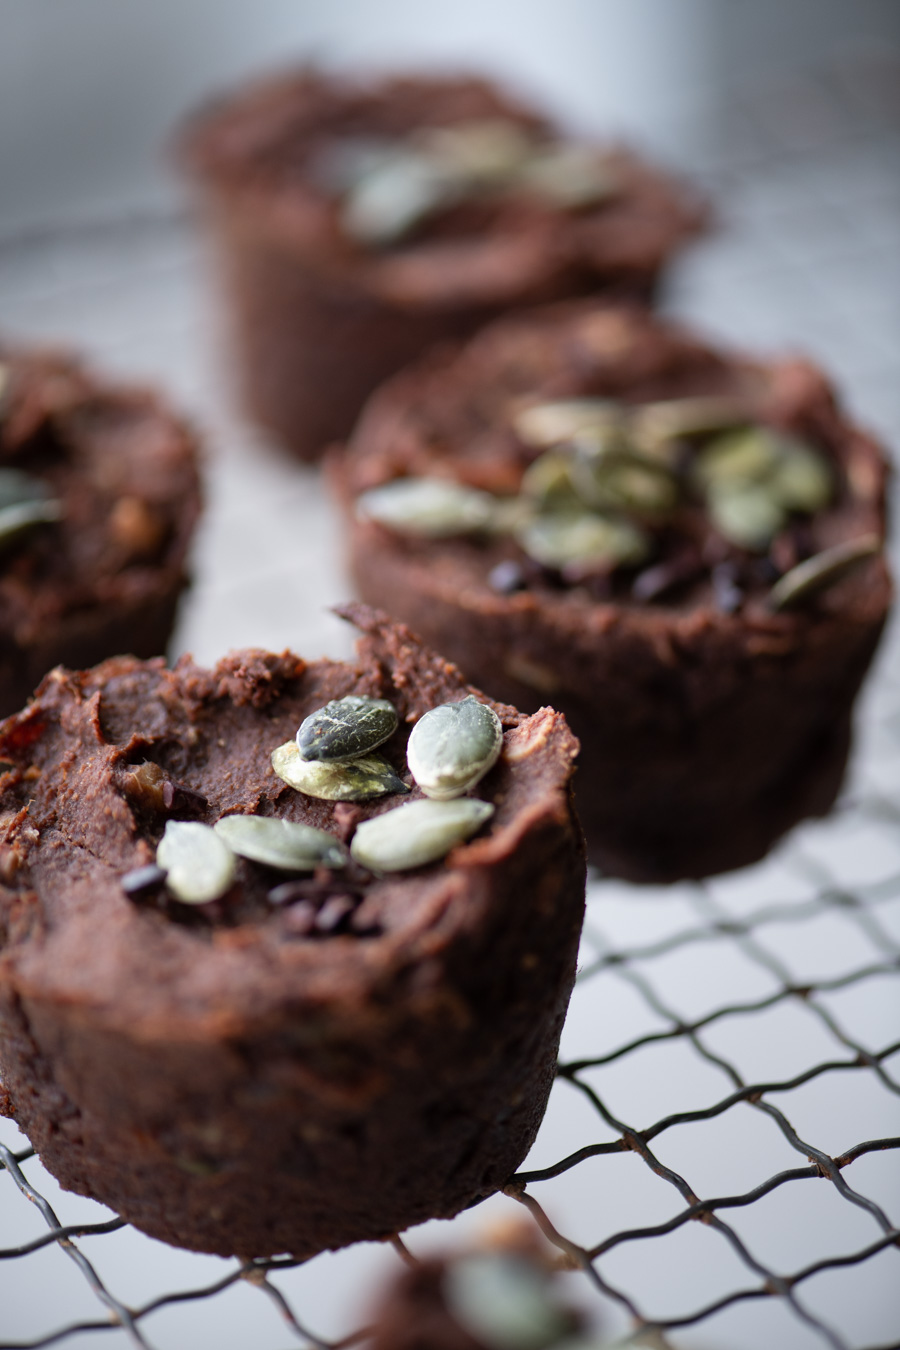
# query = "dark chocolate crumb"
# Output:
<box><xmin>121</xmin><ymin>863</ymin><xmax>167</xmax><ymax>897</ymax></box>
<box><xmin>488</xmin><ymin>560</ymin><xmax>527</xmax><ymax>595</ymax></box>
<box><xmin>632</xmin><ymin>552</ymin><xmax>704</xmax><ymax>603</ymax></box>
<box><xmin>281</xmin><ymin>900</ymin><xmax>317</xmax><ymax>935</ymax></box>
<box><xmin>332</xmin><ymin>801</ymin><xmax>363</xmax><ymax>843</ymax></box>
<box><xmin>315</xmin><ymin>894</ymin><xmax>356</xmax><ymax>933</ymax></box>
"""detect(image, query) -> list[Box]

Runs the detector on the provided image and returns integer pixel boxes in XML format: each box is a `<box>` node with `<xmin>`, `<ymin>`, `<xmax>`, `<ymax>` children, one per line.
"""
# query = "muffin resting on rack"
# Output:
<box><xmin>0</xmin><ymin>606</ymin><xmax>584</xmax><ymax>1258</ymax></box>
<box><xmin>331</xmin><ymin>302</ymin><xmax>892</xmax><ymax>881</ymax></box>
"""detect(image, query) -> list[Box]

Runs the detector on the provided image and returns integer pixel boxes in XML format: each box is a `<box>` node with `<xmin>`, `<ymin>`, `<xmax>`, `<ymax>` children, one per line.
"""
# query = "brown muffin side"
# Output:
<box><xmin>0</xmin><ymin>606</ymin><xmax>585</xmax><ymax>1258</ymax></box>
<box><xmin>0</xmin><ymin>341</ymin><xmax>201</xmax><ymax>715</ymax></box>
<box><xmin>179</xmin><ymin>69</ymin><xmax>706</xmax><ymax>459</ymax></box>
<box><xmin>331</xmin><ymin>303</ymin><xmax>892</xmax><ymax>881</ymax></box>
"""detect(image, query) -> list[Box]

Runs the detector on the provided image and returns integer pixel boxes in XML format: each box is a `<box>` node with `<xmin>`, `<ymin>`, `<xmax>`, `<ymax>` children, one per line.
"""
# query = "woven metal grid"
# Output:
<box><xmin>1</xmin><ymin>41</ymin><xmax>899</xmax><ymax>1350</ymax></box>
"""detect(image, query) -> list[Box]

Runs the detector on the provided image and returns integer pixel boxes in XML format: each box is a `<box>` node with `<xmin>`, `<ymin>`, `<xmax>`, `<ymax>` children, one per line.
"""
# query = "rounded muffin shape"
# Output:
<box><xmin>0</xmin><ymin>606</ymin><xmax>584</xmax><ymax>1259</ymax></box>
<box><xmin>331</xmin><ymin>303</ymin><xmax>892</xmax><ymax>882</ymax></box>
<box><xmin>0</xmin><ymin>340</ymin><xmax>201</xmax><ymax>716</ymax></box>
<box><xmin>178</xmin><ymin>68</ymin><xmax>705</xmax><ymax>460</ymax></box>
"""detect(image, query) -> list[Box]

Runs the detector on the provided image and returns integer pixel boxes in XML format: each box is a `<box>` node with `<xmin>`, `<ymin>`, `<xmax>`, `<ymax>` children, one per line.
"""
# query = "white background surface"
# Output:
<box><xmin>0</xmin><ymin>4</ymin><xmax>899</xmax><ymax>1348</ymax></box>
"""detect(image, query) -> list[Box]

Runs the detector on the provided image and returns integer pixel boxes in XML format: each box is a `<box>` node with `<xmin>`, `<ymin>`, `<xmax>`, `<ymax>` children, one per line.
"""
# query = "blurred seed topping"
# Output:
<box><xmin>272</xmin><ymin>741</ymin><xmax>407</xmax><ymax>802</ymax></box>
<box><xmin>156</xmin><ymin>820</ymin><xmax>236</xmax><ymax>905</ymax></box>
<box><xmin>213</xmin><ymin>814</ymin><xmax>348</xmax><ymax>871</ymax></box>
<box><xmin>0</xmin><ymin>469</ymin><xmax>62</xmax><ymax>549</ymax></box>
<box><xmin>350</xmin><ymin>797</ymin><xmax>495</xmax><ymax>872</ymax></box>
<box><xmin>407</xmin><ymin>696</ymin><xmax>503</xmax><ymax>800</ymax></box>
<box><xmin>357</xmin><ymin>477</ymin><xmax>496</xmax><ymax>537</ymax></box>
<box><xmin>296</xmin><ymin>695</ymin><xmax>398</xmax><ymax>763</ymax></box>
<box><xmin>518</xmin><ymin>509</ymin><xmax>649</xmax><ymax>571</ymax></box>
<box><xmin>444</xmin><ymin>1253</ymin><xmax>573</xmax><ymax>1350</ymax></box>
<box><xmin>768</xmin><ymin>534</ymin><xmax>881</xmax><ymax>612</ymax></box>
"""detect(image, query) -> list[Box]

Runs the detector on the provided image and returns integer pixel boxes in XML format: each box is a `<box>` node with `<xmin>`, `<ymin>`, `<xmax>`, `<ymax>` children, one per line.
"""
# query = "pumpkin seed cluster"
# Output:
<box><xmin>270</xmin><ymin>692</ymin><xmax>500</xmax><ymax>872</ymax></box>
<box><xmin>316</xmin><ymin>118</ymin><xmax>620</xmax><ymax>248</ymax></box>
<box><xmin>358</xmin><ymin>394</ymin><xmax>879</xmax><ymax>609</ymax></box>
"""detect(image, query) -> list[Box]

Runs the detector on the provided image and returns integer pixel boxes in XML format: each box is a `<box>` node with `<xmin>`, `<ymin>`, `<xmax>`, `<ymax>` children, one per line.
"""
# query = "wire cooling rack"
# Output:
<box><xmin>1</xmin><ymin>41</ymin><xmax>899</xmax><ymax>1350</ymax></box>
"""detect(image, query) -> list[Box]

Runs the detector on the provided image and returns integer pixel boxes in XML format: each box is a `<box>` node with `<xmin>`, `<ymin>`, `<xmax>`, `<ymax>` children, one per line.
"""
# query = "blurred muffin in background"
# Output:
<box><xmin>178</xmin><ymin>67</ymin><xmax>705</xmax><ymax>461</ymax></box>
<box><xmin>0</xmin><ymin>341</ymin><xmax>200</xmax><ymax>715</ymax></box>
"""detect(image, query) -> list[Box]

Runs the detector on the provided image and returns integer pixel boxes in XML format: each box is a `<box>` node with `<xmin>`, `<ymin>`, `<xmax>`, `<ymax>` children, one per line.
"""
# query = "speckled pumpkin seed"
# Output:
<box><xmin>341</xmin><ymin>151</ymin><xmax>457</xmax><ymax>246</ymax></box>
<box><xmin>512</xmin><ymin>399</ymin><xmax>623</xmax><ymax>449</ymax></box>
<box><xmin>708</xmin><ymin>484</ymin><xmax>786</xmax><ymax>551</ymax></box>
<box><xmin>694</xmin><ymin>427</ymin><xmax>781</xmax><ymax>490</ymax></box>
<box><xmin>350</xmin><ymin>797</ymin><xmax>495</xmax><ymax>872</ymax></box>
<box><xmin>213</xmin><ymin>815</ymin><xmax>348</xmax><ymax>871</ymax></box>
<box><xmin>407</xmin><ymin>696</ymin><xmax>503</xmax><ymax>800</ymax></box>
<box><xmin>768</xmin><ymin>439</ymin><xmax>832</xmax><ymax>513</ymax></box>
<box><xmin>630</xmin><ymin>395</ymin><xmax>750</xmax><ymax>454</ymax></box>
<box><xmin>444</xmin><ymin>1254</ymin><xmax>570</xmax><ymax>1350</ymax></box>
<box><xmin>156</xmin><ymin>820</ymin><xmax>236</xmax><ymax>905</ymax></box>
<box><xmin>520</xmin><ymin>143</ymin><xmax>620</xmax><ymax>208</ymax></box>
<box><xmin>768</xmin><ymin>534</ymin><xmax>881</xmax><ymax>612</ymax></box>
<box><xmin>518</xmin><ymin>509</ymin><xmax>649</xmax><ymax>570</ymax></box>
<box><xmin>296</xmin><ymin>695</ymin><xmax>398</xmax><ymax>763</ymax></box>
<box><xmin>272</xmin><ymin>741</ymin><xmax>407</xmax><ymax>802</ymax></box>
<box><xmin>571</xmin><ymin>451</ymin><xmax>678</xmax><ymax>517</ymax></box>
<box><xmin>357</xmin><ymin>477</ymin><xmax>496</xmax><ymax>538</ymax></box>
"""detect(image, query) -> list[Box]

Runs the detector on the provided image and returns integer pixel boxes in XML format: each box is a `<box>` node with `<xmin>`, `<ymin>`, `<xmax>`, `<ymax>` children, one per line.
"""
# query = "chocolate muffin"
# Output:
<box><xmin>332</xmin><ymin>303</ymin><xmax>892</xmax><ymax>882</ymax></box>
<box><xmin>178</xmin><ymin>68</ymin><xmax>705</xmax><ymax>460</ymax></box>
<box><xmin>0</xmin><ymin>340</ymin><xmax>200</xmax><ymax>716</ymax></box>
<box><xmin>0</xmin><ymin>606</ymin><xmax>584</xmax><ymax>1258</ymax></box>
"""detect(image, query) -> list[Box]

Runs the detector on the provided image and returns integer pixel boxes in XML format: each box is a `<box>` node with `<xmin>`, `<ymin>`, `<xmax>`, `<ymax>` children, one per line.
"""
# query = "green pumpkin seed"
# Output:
<box><xmin>157</xmin><ymin>820</ymin><xmax>236</xmax><ymax>905</ymax></box>
<box><xmin>694</xmin><ymin>427</ymin><xmax>781</xmax><ymax>491</ymax></box>
<box><xmin>768</xmin><ymin>440</ymin><xmax>832</xmax><ymax>513</ymax></box>
<box><xmin>350</xmin><ymin>797</ymin><xmax>495</xmax><ymax>872</ymax></box>
<box><xmin>272</xmin><ymin>741</ymin><xmax>407</xmax><ymax>802</ymax></box>
<box><xmin>571</xmin><ymin>451</ymin><xmax>678</xmax><ymax>516</ymax></box>
<box><xmin>296</xmin><ymin>695</ymin><xmax>398</xmax><ymax>763</ymax></box>
<box><xmin>519</xmin><ymin>452</ymin><xmax>580</xmax><ymax>510</ymax></box>
<box><xmin>708</xmin><ymin>484</ymin><xmax>786</xmax><ymax>550</ymax></box>
<box><xmin>357</xmin><ymin>477</ymin><xmax>496</xmax><ymax>538</ymax></box>
<box><xmin>407</xmin><ymin>696</ymin><xmax>503</xmax><ymax>800</ymax></box>
<box><xmin>512</xmin><ymin>399</ymin><xmax>623</xmax><ymax>449</ymax></box>
<box><xmin>520</xmin><ymin>144</ymin><xmax>620</xmax><ymax>209</ymax></box>
<box><xmin>630</xmin><ymin>395</ymin><xmax>750</xmax><ymax>455</ymax></box>
<box><xmin>518</xmin><ymin>509</ymin><xmax>649</xmax><ymax>570</ymax></box>
<box><xmin>768</xmin><ymin>534</ymin><xmax>881</xmax><ymax>612</ymax></box>
<box><xmin>419</xmin><ymin>119</ymin><xmax>534</xmax><ymax>182</ymax></box>
<box><xmin>341</xmin><ymin>150</ymin><xmax>458</xmax><ymax>246</ymax></box>
<box><xmin>444</xmin><ymin>1254</ymin><xmax>570</xmax><ymax>1350</ymax></box>
<box><xmin>213</xmin><ymin>815</ymin><xmax>348</xmax><ymax>871</ymax></box>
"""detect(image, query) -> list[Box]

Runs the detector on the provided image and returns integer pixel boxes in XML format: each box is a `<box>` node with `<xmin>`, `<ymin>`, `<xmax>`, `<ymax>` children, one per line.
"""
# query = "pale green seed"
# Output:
<box><xmin>694</xmin><ymin>427</ymin><xmax>781</xmax><ymax>491</ymax></box>
<box><xmin>418</xmin><ymin>119</ymin><xmax>534</xmax><ymax>183</ymax></box>
<box><xmin>157</xmin><ymin>820</ymin><xmax>236</xmax><ymax>905</ymax></box>
<box><xmin>519</xmin><ymin>144</ymin><xmax>621</xmax><ymax>209</ymax></box>
<box><xmin>519</xmin><ymin>452</ymin><xmax>581</xmax><ymax>511</ymax></box>
<box><xmin>350</xmin><ymin>798</ymin><xmax>495</xmax><ymax>872</ymax></box>
<box><xmin>407</xmin><ymin>696</ymin><xmax>503</xmax><ymax>800</ymax></box>
<box><xmin>272</xmin><ymin>741</ymin><xmax>407</xmax><ymax>802</ymax></box>
<box><xmin>512</xmin><ymin>399</ymin><xmax>624</xmax><ymax>449</ymax></box>
<box><xmin>630</xmin><ymin>395</ymin><xmax>751</xmax><ymax>455</ymax></box>
<box><xmin>768</xmin><ymin>534</ymin><xmax>881</xmax><ymax>612</ymax></box>
<box><xmin>518</xmin><ymin>509</ymin><xmax>650</xmax><ymax>570</ymax></box>
<box><xmin>296</xmin><ymin>695</ymin><xmax>398</xmax><ymax>763</ymax></box>
<box><xmin>708</xmin><ymin>484</ymin><xmax>786</xmax><ymax>550</ymax></box>
<box><xmin>212</xmin><ymin>815</ymin><xmax>347</xmax><ymax>871</ymax></box>
<box><xmin>341</xmin><ymin>151</ymin><xmax>457</xmax><ymax>246</ymax></box>
<box><xmin>444</xmin><ymin>1254</ymin><xmax>570</xmax><ymax>1350</ymax></box>
<box><xmin>571</xmin><ymin>451</ymin><xmax>678</xmax><ymax>517</ymax></box>
<box><xmin>768</xmin><ymin>440</ymin><xmax>832</xmax><ymax>513</ymax></box>
<box><xmin>357</xmin><ymin>477</ymin><xmax>496</xmax><ymax>538</ymax></box>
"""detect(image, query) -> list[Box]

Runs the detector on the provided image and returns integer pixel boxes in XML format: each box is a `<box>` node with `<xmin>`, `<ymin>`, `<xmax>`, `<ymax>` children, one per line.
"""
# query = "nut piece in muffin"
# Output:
<box><xmin>0</xmin><ymin>606</ymin><xmax>585</xmax><ymax>1259</ymax></box>
<box><xmin>178</xmin><ymin>68</ymin><xmax>705</xmax><ymax>460</ymax></box>
<box><xmin>331</xmin><ymin>302</ymin><xmax>892</xmax><ymax>882</ymax></box>
<box><xmin>0</xmin><ymin>340</ymin><xmax>201</xmax><ymax>715</ymax></box>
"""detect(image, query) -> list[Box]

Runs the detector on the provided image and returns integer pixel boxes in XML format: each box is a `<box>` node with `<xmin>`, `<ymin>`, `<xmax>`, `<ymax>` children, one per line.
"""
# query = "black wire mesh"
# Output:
<box><xmin>0</xmin><ymin>39</ymin><xmax>899</xmax><ymax>1350</ymax></box>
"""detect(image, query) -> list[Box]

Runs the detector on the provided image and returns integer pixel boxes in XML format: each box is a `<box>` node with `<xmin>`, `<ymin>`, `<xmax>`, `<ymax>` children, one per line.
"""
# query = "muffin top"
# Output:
<box><xmin>0</xmin><ymin>607</ymin><xmax>580</xmax><ymax>1037</ymax></box>
<box><xmin>0</xmin><ymin>341</ymin><xmax>200</xmax><ymax>646</ymax></box>
<box><xmin>338</xmin><ymin>302</ymin><xmax>890</xmax><ymax>626</ymax></box>
<box><xmin>180</xmin><ymin>68</ymin><xmax>705</xmax><ymax>305</ymax></box>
